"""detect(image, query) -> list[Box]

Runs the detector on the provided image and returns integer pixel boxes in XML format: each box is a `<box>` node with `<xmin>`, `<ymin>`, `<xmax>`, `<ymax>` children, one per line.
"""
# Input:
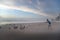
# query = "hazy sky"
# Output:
<box><xmin>0</xmin><ymin>0</ymin><xmax>60</xmax><ymax>19</ymax></box>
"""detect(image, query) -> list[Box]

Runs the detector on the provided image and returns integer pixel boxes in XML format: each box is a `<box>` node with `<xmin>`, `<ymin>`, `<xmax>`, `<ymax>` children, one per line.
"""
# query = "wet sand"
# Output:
<box><xmin>0</xmin><ymin>22</ymin><xmax>60</xmax><ymax>40</ymax></box>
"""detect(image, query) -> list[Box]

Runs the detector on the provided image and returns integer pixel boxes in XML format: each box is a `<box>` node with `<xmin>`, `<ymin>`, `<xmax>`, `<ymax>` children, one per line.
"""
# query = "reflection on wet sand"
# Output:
<box><xmin>0</xmin><ymin>22</ymin><xmax>60</xmax><ymax>40</ymax></box>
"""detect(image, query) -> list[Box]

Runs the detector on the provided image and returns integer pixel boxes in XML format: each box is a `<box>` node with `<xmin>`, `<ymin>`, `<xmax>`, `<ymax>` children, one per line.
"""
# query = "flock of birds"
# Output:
<box><xmin>0</xmin><ymin>24</ymin><xmax>26</xmax><ymax>30</ymax></box>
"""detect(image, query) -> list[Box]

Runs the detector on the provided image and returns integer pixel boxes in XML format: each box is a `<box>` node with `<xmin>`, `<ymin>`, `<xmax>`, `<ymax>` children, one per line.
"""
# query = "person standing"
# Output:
<box><xmin>47</xmin><ymin>19</ymin><xmax>52</xmax><ymax>30</ymax></box>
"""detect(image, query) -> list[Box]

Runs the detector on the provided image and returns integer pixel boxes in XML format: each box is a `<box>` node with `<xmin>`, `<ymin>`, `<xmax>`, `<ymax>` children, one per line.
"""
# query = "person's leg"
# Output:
<box><xmin>50</xmin><ymin>24</ymin><xmax>52</xmax><ymax>30</ymax></box>
<box><xmin>48</xmin><ymin>23</ymin><xmax>52</xmax><ymax>30</ymax></box>
<box><xmin>48</xmin><ymin>24</ymin><xmax>50</xmax><ymax>30</ymax></box>
<box><xmin>48</xmin><ymin>24</ymin><xmax>51</xmax><ymax>30</ymax></box>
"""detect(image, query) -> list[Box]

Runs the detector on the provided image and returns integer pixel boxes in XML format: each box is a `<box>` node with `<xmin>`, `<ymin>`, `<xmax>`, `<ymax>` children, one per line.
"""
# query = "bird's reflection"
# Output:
<box><xmin>20</xmin><ymin>24</ymin><xmax>25</xmax><ymax>30</ymax></box>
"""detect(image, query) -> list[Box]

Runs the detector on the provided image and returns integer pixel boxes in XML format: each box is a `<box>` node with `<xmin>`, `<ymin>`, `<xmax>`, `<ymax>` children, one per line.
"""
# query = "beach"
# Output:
<box><xmin>0</xmin><ymin>22</ymin><xmax>60</xmax><ymax>40</ymax></box>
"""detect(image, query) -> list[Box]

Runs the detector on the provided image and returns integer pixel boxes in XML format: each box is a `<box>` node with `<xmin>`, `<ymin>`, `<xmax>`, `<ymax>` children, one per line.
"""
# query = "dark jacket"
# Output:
<box><xmin>47</xmin><ymin>19</ymin><xmax>51</xmax><ymax>24</ymax></box>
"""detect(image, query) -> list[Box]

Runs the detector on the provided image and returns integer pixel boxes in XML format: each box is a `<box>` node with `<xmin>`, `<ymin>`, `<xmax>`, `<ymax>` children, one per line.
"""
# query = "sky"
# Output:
<box><xmin>0</xmin><ymin>0</ymin><xmax>60</xmax><ymax>21</ymax></box>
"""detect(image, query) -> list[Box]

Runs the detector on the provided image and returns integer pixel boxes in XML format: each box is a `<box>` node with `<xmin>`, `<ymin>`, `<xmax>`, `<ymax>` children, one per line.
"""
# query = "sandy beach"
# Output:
<box><xmin>0</xmin><ymin>22</ymin><xmax>60</xmax><ymax>33</ymax></box>
<box><xmin>0</xmin><ymin>22</ymin><xmax>60</xmax><ymax>40</ymax></box>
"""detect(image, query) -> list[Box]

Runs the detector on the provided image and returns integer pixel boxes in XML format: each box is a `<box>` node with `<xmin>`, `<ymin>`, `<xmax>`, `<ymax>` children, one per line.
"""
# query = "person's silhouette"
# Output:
<box><xmin>47</xmin><ymin>19</ymin><xmax>52</xmax><ymax>30</ymax></box>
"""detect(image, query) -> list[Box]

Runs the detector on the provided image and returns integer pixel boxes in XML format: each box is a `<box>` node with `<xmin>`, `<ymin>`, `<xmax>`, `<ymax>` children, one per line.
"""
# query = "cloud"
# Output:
<box><xmin>0</xmin><ymin>14</ymin><xmax>16</xmax><ymax>18</ymax></box>
<box><xmin>0</xmin><ymin>0</ymin><xmax>57</xmax><ymax>18</ymax></box>
<box><xmin>0</xmin><ymin>4</ymin><xmax>53</xmax><ymax>18</ymax></box>
<box><xmin>36</xmin><ymin>0</ymin><xmax>59</xmax><ymax>14</ymax></box>
<box><xmin>0</xmin><ymin>13</ymin><xmax>16</xmax><ymax>18</ymax></box>
<box><xmin>0</xmin><ymin>0</ymin><xmax>14</xmax><ymax>6</ymax></box>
